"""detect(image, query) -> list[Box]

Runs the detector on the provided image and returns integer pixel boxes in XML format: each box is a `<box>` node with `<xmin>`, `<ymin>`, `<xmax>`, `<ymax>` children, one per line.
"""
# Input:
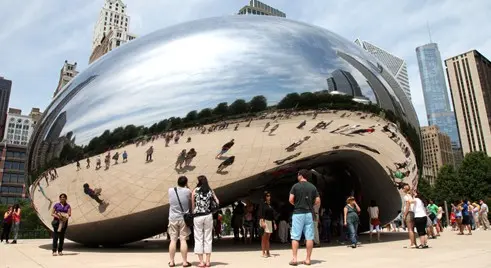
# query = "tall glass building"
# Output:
<box><xmin>416</xmin><ymin>43</ymin><xmax>461</xmax><ymax>153</ymax></box>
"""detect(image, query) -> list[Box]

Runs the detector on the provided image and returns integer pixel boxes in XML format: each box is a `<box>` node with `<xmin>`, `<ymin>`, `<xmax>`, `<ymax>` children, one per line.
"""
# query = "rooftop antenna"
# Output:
<box><xmin>426</xmin><ymin>21</ymin><xmax>433</xmax><ymax>43</ymax></box>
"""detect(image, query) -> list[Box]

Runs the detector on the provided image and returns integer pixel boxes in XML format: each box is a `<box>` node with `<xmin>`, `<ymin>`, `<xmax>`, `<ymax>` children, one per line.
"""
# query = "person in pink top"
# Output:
<box><xmin>11</xmin><ymin>204</ymin><xmax>21</xmax><ymax>244</ymax></box>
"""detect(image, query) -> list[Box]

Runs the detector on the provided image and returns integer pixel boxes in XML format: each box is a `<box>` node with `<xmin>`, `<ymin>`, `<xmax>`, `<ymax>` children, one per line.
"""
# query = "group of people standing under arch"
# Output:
<box><xmin>165</xmin><ymin>169</ymin><xmax>388</xmax><ymax>266</ymax></box>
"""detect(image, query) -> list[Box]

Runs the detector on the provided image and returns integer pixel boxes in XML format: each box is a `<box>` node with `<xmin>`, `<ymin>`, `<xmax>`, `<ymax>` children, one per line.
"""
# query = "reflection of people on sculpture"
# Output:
<box><xmin>330</xmin><ymin>124</ymin><xmax>349</xmax><ymax>133</ymax></box>
<box><xmin>104</xmin><ymin>152</ymin><xmax>111</xmax><ymax>169</ymax></box>
<box><xmin>112</xmin><ymin>152</ymin><xmax>120</xmax><ymax>164</ymax></box>
<box><xmin>50</xmin><ymin>168</ymin><xmax>58</xmax><ymax>179</ymax></box>
<box><xmin>349</xmin><ymin>128</ymin><xmax>375</xmax><ymax>135</ymax></box>
<box><xmin>285</xmin><ymin>136</ymin><xmax>310</xmax><ymax>152</ymax></box>
<box><xmin>187</xmin><ymin>137</ymin><xmax>191</xmax><ymax>143</ymax></box>
<box><xmin>146</xmin><ymin>146</ymin><xmax>154</xmax><ymax>162</ymax></box>
<box><xmin>122</xmin><ymin>150</ymin><xmax>128</xmax><ymax>163</ymax></box>
<box><xmin>83</xmin><ymin>183</ymin><xmax>105</xmax><ymax>205</ymax></box>
<box><xmin>37</xmin><ymin>182</ymin><xmax>53</xmax><ymax>203</ymax></box>
<box><xmin>274</xmin><ymin>152</ymin><xmax>301</xmax><ymax>165</ymax></box>
<box><xmin>395</xmin><ymin>161</ymin><xmax>409</xmax><ymax>169</ymax></box>
<box><xmin>263</xmin><ymin>122</ymin><xmax>271</xmax><ymax>132</ymax></box>
<box><xmin>51</xmin><ymin>193</ymin><xmax>71</xmax><ymax>256</ymax></box>
<box><xmin>246</xmin><ymin>118</ymin><xmax>252</xmax><ymax>127</ymax></box>
<box><xmin>96</xmin><ymin>156</ymin><xmax>102</xmax><ymax>170</ymax></box>
<box><xmin>185</xmin><ymin>148</ymin><xmax>197</xmax><ymax>166</ymax></box>
<box><xmin>310</xmin><ymin>120</ymin><xmax>332</xmax><ymax>132</ymax></box>
<box><xmin>76</xmin><ymin>160</ymin><xmax>81</xmax><ymax>171</ymax></box>
<box><xmin>269</xmin><ymin>124</ymin><xmax>279</xmax><ymax>135</ymax></box>
<box><xmin>174</xmin><ymin>134</ymin><xmax>180</xmax><ymax>144</ymax></box>
<box><xmin>297</xmin><ymin>120</ymin><xmax>306</xmax><ymax>129</ymax></box>
<box><xmin>234</xmin><ymin>124</ymin><xmax>239</xmax><ymax>131</ymax></box>
<box><xmin>217</xmin><ymin>156</ymin><xmax>235</xmax><ymax>173</ymax></box>
<box><xmin>216</xmin><ymin>139</ymin><xmax>234</xmax><ymax>159</ymax></box>
<box><xmin>175</xmin><ymin>150</ymin><xmax>187</xmax><ymax>169</ymax></box>
<box><xmin>165</xmin><ymin>135</ymin><xmax>172</xmax><ymax>146</ymax></box>
<box><xmin>86</xmin><ymin>158</ymin><xmax>90</xmax><ymax>169</ymax></box>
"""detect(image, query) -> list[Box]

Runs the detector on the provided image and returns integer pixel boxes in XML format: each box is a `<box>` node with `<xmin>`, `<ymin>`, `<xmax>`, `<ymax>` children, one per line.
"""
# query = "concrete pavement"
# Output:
<box><xmin>1</xmin><ymin>230</ymin><xmax>490</xmax><ymax>268</ymax></box>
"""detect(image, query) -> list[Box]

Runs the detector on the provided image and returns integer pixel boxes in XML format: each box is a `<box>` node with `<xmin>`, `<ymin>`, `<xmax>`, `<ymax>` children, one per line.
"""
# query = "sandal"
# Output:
<box><xmin>168</xmin><ymin>262</ymin><xmax>175</xmax><ymax>267</ymax></box>
<box><xmin>289</xmin><ymin>261</ymin><xmax>298</xmax><ymax>266</ymax></box>
<box><xmin>205</xmin><ymin>263</ymin><xmax>211</xmax><ymax>267</ymax></box>
<box><xmin>302</xmin><ymin>261</ymin><xmax>311</xmax><ymax>266</ymax></box>
<box><xmin>183</xmin><ymin>262</ymin><xmax>192</xmax><ymax>267</ymax></box>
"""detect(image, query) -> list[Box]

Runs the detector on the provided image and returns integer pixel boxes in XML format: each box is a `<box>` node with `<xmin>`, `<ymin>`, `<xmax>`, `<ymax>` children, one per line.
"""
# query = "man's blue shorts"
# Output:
<box><xmin>291</xmin><ymin>213</ymin><xmax>314</xmax><ymax>241</ymax></box>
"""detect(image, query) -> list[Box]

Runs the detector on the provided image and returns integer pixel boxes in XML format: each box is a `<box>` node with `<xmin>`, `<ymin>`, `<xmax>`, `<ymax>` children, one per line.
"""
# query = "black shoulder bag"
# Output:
<box><xmin>174</xmin><ymin>187</ymin><xmax>194</xmax><ymax>227</ymax></box>
<box><xmin>209</xmin><ymin>190</ymin><xmax>219</xmax><ymax>213</ymax></box>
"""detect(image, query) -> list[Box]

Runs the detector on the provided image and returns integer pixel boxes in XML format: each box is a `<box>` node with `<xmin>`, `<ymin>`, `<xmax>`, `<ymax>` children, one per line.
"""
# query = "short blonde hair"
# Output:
<box><xmin>346</xmin><ymin>196</ymin><xmax>355</xmax><ymax>203</ymax></box>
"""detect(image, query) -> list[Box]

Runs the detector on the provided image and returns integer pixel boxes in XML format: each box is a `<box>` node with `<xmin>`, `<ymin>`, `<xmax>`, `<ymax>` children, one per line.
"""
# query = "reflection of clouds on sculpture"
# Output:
<box><xmin>52</xmin><ymin>16</ymin><xmax>412</xmax><ymax>146</ymax></box>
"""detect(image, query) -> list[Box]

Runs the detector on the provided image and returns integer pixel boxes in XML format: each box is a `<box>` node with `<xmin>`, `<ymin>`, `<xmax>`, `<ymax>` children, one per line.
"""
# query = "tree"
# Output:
<box><xmin>457</xmin><ymin>151</ymin><xmax>491</xmax><ymax>201</ymax></box>
<box><xmin>248</xmin><ymin>95</ymin><xmax>267</xmax><ymax>112</ymax></box>
<box><xmin>198</xmin><ymin>108</ymin><xmax>213</xmax><ymax>119</ymax></box>
<box><xmin>417</xmin><ymin>177</ymin><xmax>434</xmax><ymax>201</ymax></box>
<box><xmin>277</xmin><ymin>93</ymin><xmax>301</xmax><ymax>109</ymax></box>
<box><xmin>432</xmin><ymin>165</ymin><xmax>460</xmax><ymax>204</ymax></box>
<box><xmin>213</xmin><ymin>102</ymin><xmax>229</xmax><ymax>116</ymax></box>
<box><xmin>185</xmin><ymin>110</ymin><xmax>198</xmax><ymax>122</ymax></box>
<box><xmin>229</xmin><ymin>99</ymin><xmax>249</xmax><ymax>115</ymax></box>
<box><xmin>299</xmin><ymin>92</ymin><xmax>317</xmax><ymax>108</ymax></box>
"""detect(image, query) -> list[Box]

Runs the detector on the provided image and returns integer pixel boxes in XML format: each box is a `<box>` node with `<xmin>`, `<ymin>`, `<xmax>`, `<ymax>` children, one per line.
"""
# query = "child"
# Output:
<box><xmin>450</xmin><ymin>211</ymin><xmax>456</xmax><ymax>231</ymax></box>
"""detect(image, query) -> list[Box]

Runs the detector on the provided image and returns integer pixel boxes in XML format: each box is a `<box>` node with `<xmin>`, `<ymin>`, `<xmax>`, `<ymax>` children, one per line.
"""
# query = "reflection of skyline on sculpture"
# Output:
<box><xmin>43</xmin><ymin>16</ymin><xmax>408</xmax><ymax>146</ymax></box>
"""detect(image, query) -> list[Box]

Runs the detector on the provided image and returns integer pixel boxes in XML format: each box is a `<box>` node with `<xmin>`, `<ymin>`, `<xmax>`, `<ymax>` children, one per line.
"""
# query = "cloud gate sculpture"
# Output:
<box><xmin>28</xmin><ymin>16</ymin><xmax>421</xmax><ymax>245</ymax></box>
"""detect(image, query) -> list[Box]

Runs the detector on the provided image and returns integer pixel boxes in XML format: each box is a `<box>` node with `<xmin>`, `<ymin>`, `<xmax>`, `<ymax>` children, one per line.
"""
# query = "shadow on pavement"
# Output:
<box><xmin>38</xmin><ymin>232</ymin><xmax>409</xmax><ymax>253</ymax></box>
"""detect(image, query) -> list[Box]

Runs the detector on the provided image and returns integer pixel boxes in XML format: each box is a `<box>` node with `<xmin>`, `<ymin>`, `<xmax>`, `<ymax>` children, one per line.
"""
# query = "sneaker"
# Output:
<box><xmin>10</xmin><ymin>240</ymin><xmax>17</xmax><ymax>244</ymax></box>
<box><xmin>52</xmin><ymin>252</ymin><xmax>57</xmax><ymax>256</ymax></box>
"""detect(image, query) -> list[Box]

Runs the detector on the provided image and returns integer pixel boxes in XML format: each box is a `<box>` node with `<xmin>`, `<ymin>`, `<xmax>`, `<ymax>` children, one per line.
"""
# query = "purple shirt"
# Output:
<box><xmin>53</xmin><ymin>203</ymin><xmax>71</xmax><ymax>214</ymax></box>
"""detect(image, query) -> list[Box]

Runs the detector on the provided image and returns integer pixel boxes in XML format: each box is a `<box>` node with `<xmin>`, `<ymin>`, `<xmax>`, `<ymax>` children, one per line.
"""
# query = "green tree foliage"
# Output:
<box><xmin>229</xmin><ymin>99</ymin><xmax>249</xmax><ymax>115</ymax></box>
<box><xmin>198</xmin><ymin>108</ymin><xmax>213</xmax><ymax>119</ymax></box>
<box><xmin>248</xmin><ymin>95</ymin><xmax>268</xmax><ymax>112</ymax></box>
<box><xmin>420</xmin><ymin>152</ymin><xmax>491</xmax><ymax>204</ymax></box>
<box><xmin>213</xmin><ymin>102</ymin><xmax>229</xmax><ymax>116</ymax></box>
<box><xmin>185</xmin><ymin>110</ymin><xmax>198</xmax><ymax>122</ymax></box>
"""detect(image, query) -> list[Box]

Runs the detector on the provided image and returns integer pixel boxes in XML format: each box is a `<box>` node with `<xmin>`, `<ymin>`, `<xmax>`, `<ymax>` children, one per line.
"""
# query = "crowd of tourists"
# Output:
<box><xmin>401</xmin><ymin>184</ymin><xmax>489</xmax><ymax>249</ymax></box>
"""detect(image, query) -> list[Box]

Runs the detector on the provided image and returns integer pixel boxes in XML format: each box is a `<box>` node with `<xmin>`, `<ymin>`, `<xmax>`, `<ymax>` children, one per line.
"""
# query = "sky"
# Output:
<box><xmin>0</xmin><ymin>0</ymin><xmax>490</xmax><ymax>127</ymax></box>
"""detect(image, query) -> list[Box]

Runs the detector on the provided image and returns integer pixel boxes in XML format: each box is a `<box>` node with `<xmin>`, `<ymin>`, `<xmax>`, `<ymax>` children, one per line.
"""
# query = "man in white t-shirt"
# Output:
<box><xmin>402</xmin><ymin>184</ymin><xmax>416</xmax><ymax>248</ymax></box>
<box><xmin>168</xmin><ymin>176</ymin><xmax>192</xmax><ymax>267</ymax></box>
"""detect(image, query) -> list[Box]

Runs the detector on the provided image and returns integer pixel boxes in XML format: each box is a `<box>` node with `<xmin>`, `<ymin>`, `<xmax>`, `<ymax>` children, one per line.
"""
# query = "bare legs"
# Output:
<box><xmin>261</xmin><ymin>233</ymin><xmax>271</xmax><ymax>257</ymax></box>
<box><xmin>406</xmin><ymin>221</ymin><xmax>416</xmax><ymax>246</ymax></box>
<box><xmin>169</xmin><ymin>238</ymin><xmax>188</xmax><ymax>266</ymax></box>
<box><xmin>197</xmin><ymin>253</ymin><xmax>211</xmax><ymax>267</ymax></box>
<box><xmin>291</xmin><ymin>239</ymin><xmax>313</xmax><ymax>265</ymax></box>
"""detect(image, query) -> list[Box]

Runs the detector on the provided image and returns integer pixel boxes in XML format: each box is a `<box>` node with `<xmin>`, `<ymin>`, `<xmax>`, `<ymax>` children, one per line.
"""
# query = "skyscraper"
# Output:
<box><xmin>416</xmin><ymin>43</ymin><xmax>461</xmax><ymax>157</ymax></box>
<box><xmin>326</xmin><ymin>69</ymin><xmax>363</xmax><ymax>97</ymax></box>
<box><xmin>354</xmin><ymin>39</ymin><xmax>411</xmax><ymax>101</ymax></box>
<box><xmin>90</xmin><ymin>0</ymin><xmax>136</xmax><ymax>64</ymax></box>
<box><xmin>420</xmin><ymin>125</ymin><xmax>454</xmax><ymax>184</ymax></box>
<box><xmin>445</xmin><ymin>50</ymin><xmax>491</xmax><ymax>156</ymax></box>
<box><xmin>53</xmin><ymin>60</ymin><xmax>78</xmax><ymax>98</ymax></box>
<box><xmin>237</xmin><ymin>0</ymin><xmax>286</xmax><ymax>17</ymax></box>
<box><xmin>0</xmin><ymin>76</ymin><xmax>12</xmax><ymax>142</ymax></box>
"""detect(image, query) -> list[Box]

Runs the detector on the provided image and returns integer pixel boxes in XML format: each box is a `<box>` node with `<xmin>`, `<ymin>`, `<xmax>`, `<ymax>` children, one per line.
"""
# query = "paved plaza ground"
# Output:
<box><xmin>1</xmin><ymin>230</ymin><xmax>490</xmax><ymax>268</ymax></box>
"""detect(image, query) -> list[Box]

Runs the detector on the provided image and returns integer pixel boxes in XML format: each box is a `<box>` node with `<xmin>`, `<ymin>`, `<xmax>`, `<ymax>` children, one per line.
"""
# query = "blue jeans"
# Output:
<box><xmin>347</xmin><ymin>221</ymin><xmax>358</xmax><ymax>245</ymax></box>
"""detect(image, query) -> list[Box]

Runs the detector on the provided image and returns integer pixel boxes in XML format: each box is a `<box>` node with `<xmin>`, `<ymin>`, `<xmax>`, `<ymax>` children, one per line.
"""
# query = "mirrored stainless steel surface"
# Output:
<box><xmin>28</xmin><ymin>16</ymin><xmax>421</xmax><ymax>245</ymax></box>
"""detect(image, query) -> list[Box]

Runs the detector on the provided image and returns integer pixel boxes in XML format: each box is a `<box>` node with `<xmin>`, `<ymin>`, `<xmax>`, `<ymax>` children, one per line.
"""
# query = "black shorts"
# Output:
<box><xmin>414</xmin><ymin>217</ymin><xmax>427</xmax><ymax>236</ymax></box>
<box><xmin>462</xmin><ymin>215</ymin><xmax>470</xmax><ymax>225</ymax></box>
